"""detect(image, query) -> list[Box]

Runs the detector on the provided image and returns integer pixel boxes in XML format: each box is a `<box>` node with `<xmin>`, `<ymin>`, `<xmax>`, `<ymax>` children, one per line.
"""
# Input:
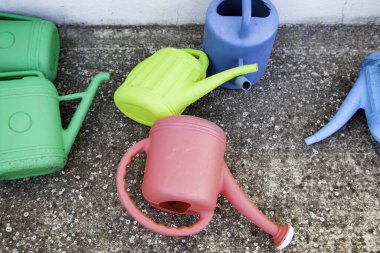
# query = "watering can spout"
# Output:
<box><xmin>305</xmin><ymin>75</ymin><xmax>365</xmax><ymax>145</ymax></box>
<box><xmin>62</xmin><ymin>72</ymin><xmax>110</xmax><ymax>154</ymax></box>
<box><xmin>221</xmin><ymin>163</ymin><xmax>294</xmax><ymax>249</ymax></box>
<box><xmin>185</xmin><ymin>64</ymin><xmax>258</xmax><ymax>105</ymax></box>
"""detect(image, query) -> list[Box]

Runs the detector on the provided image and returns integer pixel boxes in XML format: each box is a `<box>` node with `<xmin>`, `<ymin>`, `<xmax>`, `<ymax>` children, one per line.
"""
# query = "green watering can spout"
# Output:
<box><xmin>61</xmin><ymin>72</ymin><xmax>110</xmax><ymax>154</ymax></box>
<box><xmin>184</xmin><ymin>64</ymin><xmax>258</xmax><ymax>105</ymax></box>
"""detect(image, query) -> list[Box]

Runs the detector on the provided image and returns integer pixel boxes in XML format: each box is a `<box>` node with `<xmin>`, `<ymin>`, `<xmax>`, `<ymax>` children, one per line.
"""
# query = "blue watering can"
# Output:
<box><xmin>305</xmin><ymin>51</ymin><xmax>380</xmax><ymax>145</ymax></box>
<box><xmin>203</xmin><ymin>0</ymin><xmax>279</xmax><ymax>90</ymax></box>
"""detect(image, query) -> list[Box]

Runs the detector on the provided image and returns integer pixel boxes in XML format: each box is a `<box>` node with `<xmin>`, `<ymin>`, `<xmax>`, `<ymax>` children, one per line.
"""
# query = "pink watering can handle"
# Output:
<box><xmin>221</xmin><ymin>162</ymin><xmax>294</xmax><ymax>249</ymax></box>
<box><xmin>240</xmin><ymin>0</ymin><xmax>252</xmax><ymax>38</ymax></box>
<box><xmin>116</xmin><ymin>139</ymin><xmax>214</xmax><ymax>236</ymax></box>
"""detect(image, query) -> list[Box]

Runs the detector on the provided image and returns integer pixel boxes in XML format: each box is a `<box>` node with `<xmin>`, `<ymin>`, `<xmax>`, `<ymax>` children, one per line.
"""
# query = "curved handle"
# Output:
<box><xmin>181</xmin><ymin>49</ymin><xmax>209</xmax><ymax>77</ymax></box>
<box><xmin>0</xmin><ymin>12</ymin><xmax>40</xmax><ymax>21</ymax></box>
<box><xmin>0</xmin><ymin>71</ymin><xmax>44</xmax><ymax>80</ymax></box>
<box><xmin>116</xmin><ymin>139</ymin><xmax>214</xmax><ymax>236</ymax></box>
<box><xmin>240</xmin><ymin>0</ymin><xmax>252</xmax><ymax>38</ymax></box>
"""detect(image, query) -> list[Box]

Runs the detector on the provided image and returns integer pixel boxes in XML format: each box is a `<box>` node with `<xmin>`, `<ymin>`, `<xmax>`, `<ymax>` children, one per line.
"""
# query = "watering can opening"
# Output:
<box><xmin>217</xmin><ymin>0</ymin><xmax>270</xmax><ymax>18</ymax></box>
<box><xmin>159</xmin><ymin>201</ymin><xmax>192</xmax><ymax>213</ymax></box>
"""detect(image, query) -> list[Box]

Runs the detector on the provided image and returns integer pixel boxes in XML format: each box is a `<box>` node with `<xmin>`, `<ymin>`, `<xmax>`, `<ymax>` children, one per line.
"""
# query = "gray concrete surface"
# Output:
<box><xmin>1</xmin><ymin>25</ymin><xmax>380</xmax><ymax>252</ymax></box>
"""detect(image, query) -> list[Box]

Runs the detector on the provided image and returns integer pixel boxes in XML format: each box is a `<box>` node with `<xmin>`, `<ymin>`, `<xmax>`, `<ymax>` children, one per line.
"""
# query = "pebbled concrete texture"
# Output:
<box><xmin>1</xmin><ymin>25</ymin><xmax>380</xmax><ymax>252</ymax></box>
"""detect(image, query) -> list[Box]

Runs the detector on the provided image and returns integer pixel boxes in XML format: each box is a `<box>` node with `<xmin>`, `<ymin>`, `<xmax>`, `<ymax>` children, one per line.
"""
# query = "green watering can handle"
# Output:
<box><xmin>0</xmin><ymin>71</ymin><xmax>44</xmax><ymax>79</ymax></box>
<box><xmin>181</xmin><ymin>49</ymin><xmax>209</xmax><ymax>74</ymax></box>
<box><xmin>0</xmin><ymin>12</ymin><xmax>41</xmax><ymax>21</ymax></box>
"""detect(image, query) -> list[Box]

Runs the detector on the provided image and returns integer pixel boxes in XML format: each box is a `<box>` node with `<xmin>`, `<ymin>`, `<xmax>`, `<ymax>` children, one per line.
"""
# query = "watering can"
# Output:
<box><xmin>305</xmin><ymin>51</ymin><xmax>380</xmax><ymax>145</ymax></box>
<box><xmin>0</xmin><ymin>71</ymin><xmax>110</xmax><ymax>180</ymax></box>
<box><xmin>114</xmin><ymin>48</ymin><xmax>258</xmax><ymax>126</ymax></box>
<box><xmin>0</xmin><ymin>12</ymin><xmax>60</xmax><ymax>81</ymax></box>
<box><xmin>203</xmin><ymin>0</ymin><xmax>279</xmax><ymax>89</ymax></box>
<box><xmin>117</xmin><ymin>115</ymin><xmax>294</xmax><ymax>249</ymax></box>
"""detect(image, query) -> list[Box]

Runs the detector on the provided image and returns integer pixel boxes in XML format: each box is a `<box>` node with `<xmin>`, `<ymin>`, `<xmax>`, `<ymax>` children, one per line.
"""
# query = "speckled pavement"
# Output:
<box><xmin>1</xmin><ymin>25</ymin><xmax>380</xmax><ymax>253</ymax></box>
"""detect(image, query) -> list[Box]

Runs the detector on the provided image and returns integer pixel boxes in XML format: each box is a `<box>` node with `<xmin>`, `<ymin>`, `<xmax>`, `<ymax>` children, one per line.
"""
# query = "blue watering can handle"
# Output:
<box><xmin>240</xmin><ymin>0</ymin><xmax>252</xmax><ymax>38</ymax></box>
<box><xmin>0</xmin><ymin>71</ymin><xmax>44</xmax><ymax>79</ymax></box>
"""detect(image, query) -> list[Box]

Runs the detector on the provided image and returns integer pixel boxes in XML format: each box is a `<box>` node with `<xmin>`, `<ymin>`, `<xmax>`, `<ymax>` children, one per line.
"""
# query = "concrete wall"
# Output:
<box><xmin>1</xmin><ymin>0</ymin><xmax>380</xmax><ymax>25</ymax></box>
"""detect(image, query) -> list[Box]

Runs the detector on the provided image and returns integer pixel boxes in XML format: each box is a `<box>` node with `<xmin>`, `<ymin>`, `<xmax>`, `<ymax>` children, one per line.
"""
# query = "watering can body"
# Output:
<box><xmin>305</xmin><ymin>51</ymin><xmax>380</xmax><ymax>145</ymax></box>
<box><xmin>203</xmin><ymin>0</ymin><xmax>279</xmax><ymax>89</ymax></box>
<box><xmin>114</xmin><ymin>48</ymin><xmax>258</xmax><ymax>126</ymax></box>
<box><xmin>117</xmin><ymin>116</ymin><xmax>294</xmax><ymax>249</ymax></box>
<box><xmin>0</xmin><ymin>71</ymin><xmax>110</xmax><ymax>180</ymax></box>
<box><xmin>0</xmin><ymin>12</ymin><xmax>60</xmax><ymax>81</ymax></box>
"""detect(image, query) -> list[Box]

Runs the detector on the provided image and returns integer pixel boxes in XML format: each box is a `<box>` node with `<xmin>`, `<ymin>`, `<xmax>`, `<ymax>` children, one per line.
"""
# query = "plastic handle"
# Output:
<box><xmin>240</xmin><ymin>0</ymin><xmax>252</xmax><ymax>38</ymax></box>
<box><xmin>0</xmin><ymin>71</ymin><xmax>45</xmax><ymax>80</ymax></box>
<box><xmin>0</xmin><ymin>12</ymin><xmax>40</xmax><ymax>21</ymax></box>
<box><xmin>116</xmin><ymin>139</ymin><xmax>214</xmax><ymax>236</ymax></box>
<box><xmin>181</xmin><ymin>49</ymin><xmax>209</xmax><ymax>75</ymax></box>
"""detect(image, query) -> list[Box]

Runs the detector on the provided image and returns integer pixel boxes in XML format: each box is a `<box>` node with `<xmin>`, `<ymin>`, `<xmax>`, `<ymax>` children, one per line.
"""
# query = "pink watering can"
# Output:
<box><xmin>116</xmin><ymin>116</ymin><xmax>294</xmax><ymax>249</ymax></box>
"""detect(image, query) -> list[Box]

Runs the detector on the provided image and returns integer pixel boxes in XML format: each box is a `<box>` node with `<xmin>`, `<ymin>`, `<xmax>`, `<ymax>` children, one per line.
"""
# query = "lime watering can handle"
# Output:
<box><xmin>181</xmin><ymin>49</ymin><xmax>209</xmax><ymax>75</ymax></box>
<box><xmin>116</xmin><ymin>139</ymin><xmax>214</xmax><ymax>236</ymax></box>
<box><xmin>240</xmin><ymin>0</ymin><xmax>252</xmax><ymax>38</ymax></box>
<box><xmin>0</xmin><ymin>71</ymin><xmax>44</xmax><ymax>80</ymax></box>
<box><xmin>0</xmin><ymin>12</ymin><xmax>41</xmax><ymax>21</ymax></box>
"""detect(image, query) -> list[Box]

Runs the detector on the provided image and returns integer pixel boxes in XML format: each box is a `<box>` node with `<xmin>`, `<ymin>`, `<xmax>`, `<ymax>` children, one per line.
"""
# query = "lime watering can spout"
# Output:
<box><xmin>185</xmin><ymin>64</ymin><xmax>258</xmax><ymax>105</ymax></box>
<box><xmin>62</xmin><ymin>72</ymin><xmax>110</xmax><ymax>154</ymax></box>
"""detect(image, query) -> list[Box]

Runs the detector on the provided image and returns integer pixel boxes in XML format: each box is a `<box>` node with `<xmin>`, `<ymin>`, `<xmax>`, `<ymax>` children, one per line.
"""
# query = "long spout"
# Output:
<box><xmin>62</xmin><ymin>72</ymin><xmax>110</xmax><ymax>154</ymax></box>
<box><xmin>221</xmin><ymin>163</ymin><xmax>294</xmax><ymax>249</ymax></box>
<box><xmin>305</xmin><ymin>75</ymin><xmax>365</xmax><ymax>145</ymax></box>
<box><xmin>184</xmin><ymin>64</ymin><xmax>258</xmax><ymax>105</ymax></box>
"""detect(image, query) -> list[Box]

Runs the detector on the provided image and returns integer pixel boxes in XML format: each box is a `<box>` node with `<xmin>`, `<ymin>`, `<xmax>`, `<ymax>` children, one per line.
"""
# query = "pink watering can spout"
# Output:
<box><xmin>116</xmin><ymin>116</ymin><xmax>294</xmax><ymax>249</ymax></box>
<box><xmin>222</xmin><ymin>163</ymin><xmax>294</xmax><ymax>249</ymax></box>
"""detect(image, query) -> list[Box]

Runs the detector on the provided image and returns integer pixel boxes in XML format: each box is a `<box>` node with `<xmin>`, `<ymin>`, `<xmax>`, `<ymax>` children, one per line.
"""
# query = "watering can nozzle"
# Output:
<box><xmin>62</xmin><ymin>72</ymin><xmax>110</xmax><ymax>153</ymax></box>
<box><xmin>233</xmin><ymin>75</ymin><xmax>253</xmax><ymax>91</ymax></box>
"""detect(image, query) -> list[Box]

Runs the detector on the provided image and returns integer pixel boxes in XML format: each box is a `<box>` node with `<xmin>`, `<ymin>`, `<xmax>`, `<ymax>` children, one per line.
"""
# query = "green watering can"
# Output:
<box><xmin>0</xmin><ymin>71</ymin><xmax>110</xmax><ymax>180</ymax></box>
<box><xmin>114</xmin><ymin>48</ymin><xmax>258</xmax><ymax>126</ymax></box>
<box><xmin>0</xmin><ymin>12</ymin><xmax>59</xmax><ymax>81</ymax></box>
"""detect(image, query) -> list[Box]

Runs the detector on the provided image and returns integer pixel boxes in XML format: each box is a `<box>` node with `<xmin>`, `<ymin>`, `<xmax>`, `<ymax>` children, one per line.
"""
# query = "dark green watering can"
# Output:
<box><xmin>0</xmin><ymin>71</ymin><xmax>110</xmax><ymax>180</ymax></box>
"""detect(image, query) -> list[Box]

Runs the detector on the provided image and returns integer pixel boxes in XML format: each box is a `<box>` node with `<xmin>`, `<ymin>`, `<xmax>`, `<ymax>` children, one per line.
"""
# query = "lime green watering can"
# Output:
<box><xmin>0</xmin><ymin>71</ymin><xmax>110</xmax><ymax>180</ymax></box>
<box><xmin>114</xmin><ymin>48</ymin><xmax>258</xmax><ymax>126</ymax></box>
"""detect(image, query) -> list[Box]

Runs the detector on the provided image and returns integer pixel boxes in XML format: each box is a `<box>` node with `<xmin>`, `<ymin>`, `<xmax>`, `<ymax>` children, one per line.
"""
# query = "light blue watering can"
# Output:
<box><xmin>305</xmin><ymin>51</ymin><xmax>380</xmax><ymax>145</ymax></box>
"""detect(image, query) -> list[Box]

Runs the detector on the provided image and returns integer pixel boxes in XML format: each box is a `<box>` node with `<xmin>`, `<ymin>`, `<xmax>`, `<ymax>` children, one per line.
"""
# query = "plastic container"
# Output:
<box><xmin>305</xmin><ymin>51</ymin><xmax>380</xmax><ymax>145</ymax></box>
<box><xmin>117</xmin><ymin>115</ymin><xmax>294</xmax><ymax>249</ymax></box>
<box><xmin>0</xmin><ymin>12</ymin><xmax>60</xmax><ymax>81</ymax></box>
<box><xmin>203</xmin><ymin>0</ymin><xmax>279</xmax><ymax>89</ymax></box>
<box><xmin>0</xmin><ymin>71</ymin><xmax>110</xmax><ymax>180</ymax></box>
<box><xmin>114</xmin><ymin>48</ymin><xmax>258</xmax><ymax>126</ymax></box>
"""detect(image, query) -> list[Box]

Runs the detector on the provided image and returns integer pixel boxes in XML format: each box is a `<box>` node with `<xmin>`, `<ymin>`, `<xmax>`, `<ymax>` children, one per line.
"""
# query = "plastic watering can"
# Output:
<box><xmin>305</xmin><ymin>51</ymin><xmax>380</xmax><ymax>145</ymax></box>
<box><xmin>0</xmin><ymin>12</ymin><xmax>59</xmax><ymax>81</ymax></box>
<box><xmin>117</xmin><ymin>116</ymin><xmax>294</xmax><ymax>249</ymax></box>
<box><xmin>114</xmin><ymin>48</ymin><xmax>258</xmax><ymax>126</ymax></box>
<box><xmin>0</xmin><ymin>71</ymin><xmax>110</xmax><ymax>180</ymax></box>
<box><xmin>203</xmin><ymin>0</ymin><xmax>279</xmax><ymax>89</ymax></box>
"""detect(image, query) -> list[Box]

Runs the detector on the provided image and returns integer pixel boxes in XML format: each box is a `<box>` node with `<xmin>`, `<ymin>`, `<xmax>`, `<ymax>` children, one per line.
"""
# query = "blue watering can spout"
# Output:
<box><xmin>305</xmin><ymin>51</ymin><xmax>380</xmax><ymax>145</ymax></box>
<box><xmin>232</xmin><ymin>57</ymin><xmax>253</xmax><ymax>90</ymax></box>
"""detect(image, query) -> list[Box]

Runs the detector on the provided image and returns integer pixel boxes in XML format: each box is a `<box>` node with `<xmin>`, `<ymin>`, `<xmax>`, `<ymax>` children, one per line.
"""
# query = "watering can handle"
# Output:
<box><xmin>0</xmin><ymin>71</ymin><xmax>44</xmax><ymax>79</ymax></box>
<box><xmin>240</xmin><ymin>0</ymin><xmax>252</xmax><ymax>38</ymax></box>
<box><xmin>116</xmin><ymin>139</ymin><xmax>214</xmax><ymax>236</ymax></box>
<box><xmin>181</xmin><ymin>49</ymin><xmax>209</xmax><ymax>75</ymax></box>
<box><xmin>0</xmin><ymin>12</ymin><xmax>40</xmax><ymax>21</ymax></box>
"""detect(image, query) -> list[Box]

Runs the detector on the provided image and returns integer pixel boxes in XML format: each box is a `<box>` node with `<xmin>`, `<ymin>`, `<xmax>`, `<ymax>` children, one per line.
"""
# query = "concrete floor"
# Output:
<box><xmin>1</xmin><ymin>25</ymin><xmax>380</xmax><ymax>252</ymax></box>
